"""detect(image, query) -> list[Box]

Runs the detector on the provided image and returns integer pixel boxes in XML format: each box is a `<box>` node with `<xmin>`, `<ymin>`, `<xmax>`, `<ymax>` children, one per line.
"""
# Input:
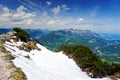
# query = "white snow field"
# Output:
<box><xmin>4</xmin><ymin>40</ymin><xmax>111</xmax><ymax>80</ymax></box>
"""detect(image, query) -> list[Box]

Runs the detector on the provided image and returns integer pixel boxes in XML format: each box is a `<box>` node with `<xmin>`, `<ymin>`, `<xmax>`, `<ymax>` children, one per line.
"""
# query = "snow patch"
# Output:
<box><xmin>4</xmin><ymin>40</ymin><xmax>111</xmax><ymax>80</ymax></box>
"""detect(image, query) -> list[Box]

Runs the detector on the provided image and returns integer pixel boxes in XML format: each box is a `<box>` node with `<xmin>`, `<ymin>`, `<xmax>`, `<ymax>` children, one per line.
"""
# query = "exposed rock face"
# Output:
<box><xmin>63</xmin><ymin>28</ymin><xmax>100</xmax><ymax>37</ymax></box>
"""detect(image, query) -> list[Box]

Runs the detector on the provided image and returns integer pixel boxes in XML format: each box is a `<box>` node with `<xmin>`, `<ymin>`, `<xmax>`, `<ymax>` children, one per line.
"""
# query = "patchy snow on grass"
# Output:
<box><xmin>4</xmin><ymin>40</ymin><xmax>111</xmax><ymax>80</ymax></box>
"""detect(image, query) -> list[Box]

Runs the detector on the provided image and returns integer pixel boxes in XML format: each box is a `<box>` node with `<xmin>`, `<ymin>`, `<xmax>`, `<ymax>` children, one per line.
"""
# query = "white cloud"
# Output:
<box><xmin>46</xmin><ymin>1</ymin><xmax>52</xmax><ymax>6</ymax></box>
<box><xmin>47</xmin><ymin>19</ymin><xmax>61</xmax><ymax>25</ymax></box>
<box><xmin>51</xmin><ymin>6</ymin><xmax>61</xmax><ymax>15</ymax></box>
<box><xmin>47</xmin><ymin>20</ymin><xmax>55</xmax><ymax>25</ymax></box>
<box><xmin>2</xmin><ymin>7</ymin><xmax>10</xmax><ymax>13</ymax></box>
<box><xmin>78</xmin><ymin>18</ymin><xmax>84</xmax><ymax>22</ymax></box>
<box><xmin>51</xmin><ymin>5</ymin><xmax>69</xmax><ymax>15</ymax></box>
<box><xmin>17</xmin><ymin>5</ymin><xmax>27</xmax><ymax>12</ymax></box>
<box><xmin>0</xmin><ymin>6</ymin><xmax>37</xmax><ymax>28</ymax></box>
<box><xmin>56</xmin><ymin>19</ymin><xmax>60</xmax><ymax>23</ymax></box>
<box><xmin>1</xmin><ymin>13</ymin><xmax>12</xmax><ymax>18</ymax></box>
<box><xmin>0</xmin><ymin>5</ymin><xmax>91</xmax><ymax>30</ymax></box>
<box><xmin>61</xmin><ymin>5</ymin><xmax>70</xmax><ymax>10</ymax></box>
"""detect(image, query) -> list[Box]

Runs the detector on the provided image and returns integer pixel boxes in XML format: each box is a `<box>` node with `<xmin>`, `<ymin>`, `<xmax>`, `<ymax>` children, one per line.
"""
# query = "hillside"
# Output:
<box><xmin>58</xmin><ymin>45</ymin><xmax>120</xmax><ymax>79</ymax></box>
<box><xmin>36</xmin><ymin>29</ymin><xmax>120</xmax><ymax>62</ymax></box>
<box><xmin>39</xmin><ymin>29</ymin><xmax>107</xmax><ymax>51</ymax></box>
<box><xmin>1</xmin><ymin>28</ymin><xmax>120</xmax><ymax>62</ymax></box>
<box><xmin>0</xmin><ymin>33</ymin><xmax>26</xmax><ymax>80</ymax></box>
<box><xmin>3</xmin><ymin>35</ymin><xmax>111</xmax><ymax>80</ymax></box>
<box><xmin>1</xmin><ymin>28</ymin><xmax>118</xmax><ymax>80</ymax></box>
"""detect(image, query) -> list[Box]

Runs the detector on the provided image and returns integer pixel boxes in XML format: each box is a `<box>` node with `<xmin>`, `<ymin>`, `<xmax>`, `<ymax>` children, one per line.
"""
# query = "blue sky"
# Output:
<box><xmin>0</xmin><ymin>0</ymin><xmax>120</xmax><ymax>33</ymax></box>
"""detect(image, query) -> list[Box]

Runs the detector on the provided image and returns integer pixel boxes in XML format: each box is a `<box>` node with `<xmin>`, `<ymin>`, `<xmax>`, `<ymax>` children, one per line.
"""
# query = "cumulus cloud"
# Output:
<box><xmin>2</xmin><ymin>7</ymin><xmax>10</xmax><ymax>13</ymax></box>
<box><xmin>17</xmin><ymin>5</ymin><xmax>27</xmax><ymax>12</ymax></box>
<box><xmin>0</xmin><ymin>5</ymin><xmax>91</xmax><ymax>30</ymax></box>
<box><xmin>0</xmin><ymin>5</ymin><xmax>37</xmax><ymax>28</ymax></box>
<box><xmin>51</xmin><ymin>5</ymin><xmax>70</xmax><ymax>15</ymax></box>
<box><xmin>46</xmin><ymin>1</ymin><xmax>52</xmax><ymax>6</ymax></box>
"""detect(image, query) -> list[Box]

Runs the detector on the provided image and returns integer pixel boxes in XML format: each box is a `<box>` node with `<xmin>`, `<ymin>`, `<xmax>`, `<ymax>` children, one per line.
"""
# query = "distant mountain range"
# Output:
<box><xmin>39</xmin><ymin>29</ymin><xmax>107</xmax><ymax>51</ymax></box>
<box><xmin>3</xmin><ymin>30</ymin><xmax>117</xmax><ymax>80</ymax></box>
<box><xmin>0</xmin><ymin>28</ymin><xmax>12</xmax><ymax>34</ymax></box>
<box><xmin>0</xmin><ymin>28</ymin><xmax>120</xmax><ymax>62</ymax></box>
<box><xmin>37</xmin><ymin>28</ymin><xmax>120</xmax><ymax>62</ymax></box>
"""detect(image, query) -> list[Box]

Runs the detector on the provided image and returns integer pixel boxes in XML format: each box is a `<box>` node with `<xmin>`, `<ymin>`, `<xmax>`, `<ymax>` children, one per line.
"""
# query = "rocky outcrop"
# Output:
<box><xmin>0</xmin><ymin>33</ymin><xmax>27</xmax><ymax>80</ymax></box>
<box><xmin>0</xmin><ymin>32</ymin><xmax>14</xmax><ymax>40</ymax></box>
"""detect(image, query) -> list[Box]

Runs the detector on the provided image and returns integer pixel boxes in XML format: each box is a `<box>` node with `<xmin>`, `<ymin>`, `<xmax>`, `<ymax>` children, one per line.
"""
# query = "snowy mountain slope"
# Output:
<box><xmin>3</xmin><ymin>39</ymin><xmax>111</xmax><ymax>80</ymax></box>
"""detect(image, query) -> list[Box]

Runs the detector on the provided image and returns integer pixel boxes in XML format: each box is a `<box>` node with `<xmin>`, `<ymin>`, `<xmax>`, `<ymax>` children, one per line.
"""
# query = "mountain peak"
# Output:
<box><xmin>63</xmin><ymin>28</ymin><xmax>92</xmax><ymax>34</ymax></box>
<box><xmin>57</xmin><ymin>28</ymin><xmax>100</xmax><ymax>38</ymax></box>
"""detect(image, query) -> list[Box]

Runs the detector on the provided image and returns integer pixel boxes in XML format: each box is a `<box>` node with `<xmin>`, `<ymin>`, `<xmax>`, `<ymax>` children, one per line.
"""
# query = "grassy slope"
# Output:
<box><xmin>58</xmin><ymin>45</ymin><xmax>120</xmax><ymax>79</ymax></box>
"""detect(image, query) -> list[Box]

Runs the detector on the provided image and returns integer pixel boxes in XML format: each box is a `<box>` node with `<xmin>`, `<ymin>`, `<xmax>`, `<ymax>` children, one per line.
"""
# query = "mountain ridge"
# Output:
<box><xmin>1</xmin><ymin>28</ymin><xmax>120</xmax><ymax>62</ymax></box>
<box><xmin>0</xmin><ymin>30</ymin><xmax>115</xmax><ymax>80</ymax></box>
<box><xmin>1</xmin><ymin>28</ymin><xmax>120</xmax><ymax>80</ymax></box>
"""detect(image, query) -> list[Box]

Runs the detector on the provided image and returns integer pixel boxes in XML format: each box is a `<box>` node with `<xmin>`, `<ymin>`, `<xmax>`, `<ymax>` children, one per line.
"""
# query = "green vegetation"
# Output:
<box><xmin>0</xmin><ymin>40</ymin><xmax>6</xmax><ymax>53</ymax></box>
<box><xmin>38</xmin><ymin>30</ymin><xmax>107</xmax><ymax>52</ymax></box>
<box><xmin>9</xmin><ymin>67</ymin><xmax>26</xmax><ymax>80</ymax></box>
<box><xmin>7</xmin><ymin>64</ymin><xmax>27</xmax><ymax>80</ymax></box>
<box><xmin>6</xmin><ymin>64</ymin><xmax>15</xmax><ymax>69</ymax></box>
<box><xmin>99</xmin><ymin>44</ymin><xmax>120</xmax><ymax>54</ymax></box>
<box><xmin>25</xmin><ymin>41</ymin><xmax>41</xmax><ymax>51</ymax></box>
<box><xmin>4</xmin><ymin>53</ymin><xmax>14</xmax><ymax>60</ymax></box>
<box><xmin>37</xmin><ymin>30</ymin><xmax>120</xmax><ymax>62</ymax></box>
<box><xmin>58</xmin><ymin>45</ymin><xmax>120</xmax><ymax>78</ymax></box>
<box><xmin>99</xmin><ymin>53</ymin><xmax>120</xmax><ymax>63</ymax></box>
<box><xmin>13</xmin><ymin>27</ymin><xmax>29</xmax><ymax>42</ymax></box>
<box><xmin>17</xmin><ymin>41</ymin><xmax>41</xmax><ymax>52</ymax></box>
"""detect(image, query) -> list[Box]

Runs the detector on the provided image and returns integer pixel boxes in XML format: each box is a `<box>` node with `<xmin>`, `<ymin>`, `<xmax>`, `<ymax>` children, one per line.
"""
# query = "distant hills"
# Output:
<box><xmin>25</xmin><ymin>29</ymin><xmax>51</xmax><ymax>39</ymax></box>
<box><xmin>37</xmin><ymin>28</ymin><xmax>120</xmax><ymax>62</ymax></box>
<box><xmin>99</xmin><ymin>33</ymin><xmax>120</xmax><ymax>40</ymax></box>
<box><xmin>0</xmin><ymin>28</ymin><xmax>12</xmax><ymax>34</ymax></box>
<box><xmin>0</xmin><ymin>28</ymin><xmax>120</xmax><ymax>62</ymax></box>
<box><xmin>39</xmin><ymin>29</ymin><xmax>107</xmax><ymax>51</ymax></box>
